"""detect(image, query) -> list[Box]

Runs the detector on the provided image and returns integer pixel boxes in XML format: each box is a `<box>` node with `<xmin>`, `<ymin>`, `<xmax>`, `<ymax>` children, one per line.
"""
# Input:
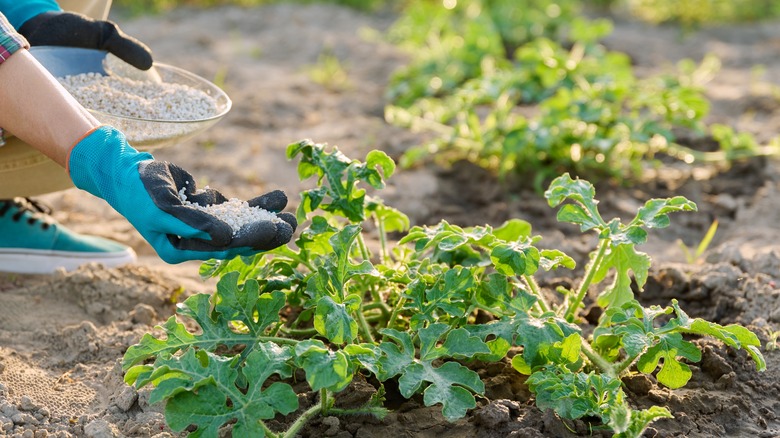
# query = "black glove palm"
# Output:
<box><xmin>19</xmin><ymin>11</ymin><xmax>153</xmax><ymax>70</ymax></box>
<box><xmin>140</xmin><ymin>161</ymin><xmax>298</xmax><ymax>253</ymax></box>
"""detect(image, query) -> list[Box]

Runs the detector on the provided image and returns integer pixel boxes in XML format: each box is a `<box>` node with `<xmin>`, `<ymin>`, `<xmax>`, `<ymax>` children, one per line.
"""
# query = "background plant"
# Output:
<box><xmin>384</xmin><ymin>0</ymin><xmax>779</xmax><ymax>188</ymax></box>
<box><xmin>602</xmin><ymin>0</ymin><xmax>780</xmax><ymax>27</ymax></box>
<box><xmin>123</xmin><ymin>141</ymin><xmax>765</xmax><ymax>438</ymax></box>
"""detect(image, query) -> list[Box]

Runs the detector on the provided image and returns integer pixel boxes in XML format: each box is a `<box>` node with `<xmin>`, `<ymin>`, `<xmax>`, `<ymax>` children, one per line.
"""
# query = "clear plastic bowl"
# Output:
<box><xmin>29</xmin><ymin>46</ymin><xmax>232</xmax><ymax>150</ymax></box>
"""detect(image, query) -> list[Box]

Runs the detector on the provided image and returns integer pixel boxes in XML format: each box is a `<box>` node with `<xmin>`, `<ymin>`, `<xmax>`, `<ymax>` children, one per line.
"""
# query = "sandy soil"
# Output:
<box><xmin>1</xmin><ymin>3</ymin><xmax>779</xmax><ymax>437</ymax></box>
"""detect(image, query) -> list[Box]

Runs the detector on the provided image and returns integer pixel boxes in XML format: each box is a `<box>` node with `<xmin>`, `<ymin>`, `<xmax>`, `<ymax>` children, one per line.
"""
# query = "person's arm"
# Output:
<box><xmin>0</xmin><ymin>8</ymin><xmax>91</xmax><ymax>164</ymax></box>
<box><xmin>0</xmin><ymin>48</ymin><xmax>97</xmax><ymax>166</ymax></box>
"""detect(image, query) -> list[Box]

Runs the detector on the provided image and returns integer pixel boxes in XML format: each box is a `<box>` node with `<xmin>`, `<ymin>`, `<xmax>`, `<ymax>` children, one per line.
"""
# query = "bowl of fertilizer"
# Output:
<box><xmin>29</xmin><ymin>46</ymin><xmax>231</xmax><ymax>150</ymax></box>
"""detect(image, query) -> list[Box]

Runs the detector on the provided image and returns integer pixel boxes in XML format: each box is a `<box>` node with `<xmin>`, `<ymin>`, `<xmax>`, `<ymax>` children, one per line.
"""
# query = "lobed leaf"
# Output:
<box><xmin>404</xmin><ymin>267</ymin><xmax>476</xmax><ymax>328</ymax></box>
<box><xmin>376</xmin><ymin>325</ymin><xmax>488</xmax><ymax>421</ymax></box>
<box><xmin>142</xmin><ymin>345</ymin><xmax>297</xmax><ymax>437</ymax></box>
<box><xmin>123</xmin><ymin>272</ymin><xmax>283</xmax><ymax>370</ymax></box>
<box><xmin>636</xmin><ymin>333</ymin><xmax>701</xmax><ymax>389</ymax></box>
<box><xmin>593</xmin><ymin>244</ymin><xmax>651</xmax><ymax>308</ymax></box>
<box><xmin>544</xmin><ymin>173</ymin><xmax>606</xmax><ymax>232</ymax></box>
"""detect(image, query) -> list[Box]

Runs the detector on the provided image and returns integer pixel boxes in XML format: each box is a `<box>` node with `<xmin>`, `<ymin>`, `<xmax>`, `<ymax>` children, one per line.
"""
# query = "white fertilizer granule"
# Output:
<box><xmin>179</xmin><ymin>188</ymin><xmax>282</xmax><ymax>235</ymax></box>
<box><xmin>58</xmin><ymin>72</ymin><xmax>218</xmax><ymax>121</ymax></box>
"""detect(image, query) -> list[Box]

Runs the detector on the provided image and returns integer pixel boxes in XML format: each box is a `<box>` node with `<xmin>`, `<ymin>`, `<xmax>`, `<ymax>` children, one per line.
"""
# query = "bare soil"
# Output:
<box><xmin>1</xmin><ymin>4</ymin><xmax>779</xmax><ymax>437</ymax></box>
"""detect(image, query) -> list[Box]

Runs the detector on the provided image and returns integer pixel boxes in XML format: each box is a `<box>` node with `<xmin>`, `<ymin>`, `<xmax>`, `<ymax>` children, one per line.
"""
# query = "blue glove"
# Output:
<box><xmin>68</xmin><ymin>126</ymin><xmax>297</xmax><ymax>264</ymax></box>
<box><xmin>0</xmin><ymin>0</ymin><xmax>60</xmax><ymax>30</ymax></box>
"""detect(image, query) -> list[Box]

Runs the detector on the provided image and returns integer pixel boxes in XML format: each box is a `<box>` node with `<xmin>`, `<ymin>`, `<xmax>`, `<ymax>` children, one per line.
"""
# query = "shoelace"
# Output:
<box><xmin>0</xmin><ymin>197</ymin><xmax>54</xmax><ymax>230</ymax></box>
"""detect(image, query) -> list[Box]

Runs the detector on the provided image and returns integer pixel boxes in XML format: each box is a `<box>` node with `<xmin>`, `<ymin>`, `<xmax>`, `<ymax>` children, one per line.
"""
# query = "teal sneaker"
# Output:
<box><xmin>0</xmin><ymin>198</ymin><xmax>136</xmax><ymax>274</ymax></box>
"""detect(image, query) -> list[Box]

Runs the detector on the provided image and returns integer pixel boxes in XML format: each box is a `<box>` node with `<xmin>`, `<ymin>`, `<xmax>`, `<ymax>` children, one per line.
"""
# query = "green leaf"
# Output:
<box><xmin>295</xmin><ymin>340</ymin><xmax>355</xmax><ymax>392</ymax></box>
<box><xmin>331</xmin><ymin>225</ymin><xmax>380</xmax><ymax>289</ymax></box>
<box><xmin>668</xmin><ymin>300</ymin><xmax>766</xmax><ymax>371</ymax></box>
<box><xmin>149</xmin><ymin>345</ymin><xmax>297</xmax><ymax>437</ymax></box>
<box><xmin>404</xmin><ymin>267</ymin><xmax>475</xmax><ymax>328</ymax></box>
<box><xmin>511</xmin><ymin>355</ymin><xmax>532</xmax><ymax>375</ymax></box>
<box><xmin>367</xmin><ymin>199</ymin><xmax>410</xmax><ymax>233</ymax></box>
<box><xmin>417</xmin><ymin>323</ymin><xmax>451</xmax><ymax>361</ymax></box>
<box><xmin>439</xmin><ymin>327</ymin><xmax>491</xmax><ymax>359</ymax></box>
<box><xmin>516</xmin><ymin>313</ymin><xmax>582</xmax><ymax>369</ymax></box>
<box><xmin>614</xmin><ymin>406</ymin><xmax>674</xmax><ymax>438</ymax></box>
<box><xmin>636</xmin><ymin>333</ymin><xmax>701</xmax><ymax>389</ymax></box>
<box><xmin>366</xmin><ymin>150</ymin><xmax>396</xmax><ymax>180</ymax></box>
<box><xmin>493</xmin><ymin>219</ymin><xmax>533</xmax><ymax>241</ymax></box>
<box><xmin>475</xmin><ymin>273</ymin><xmax>515</xmax><ymax>310</ymax></box>
<box><xmin>593</xmin><ymin>243</ymin><xmax>651</xmax><ymax>308</ymax></box>
<box><xmin>286</xmin><ymin>140</ymin><xmax>396</xmax><ymax>222</ymax></box>
<box><xmin>539</xmin><ymin>249</ymin><xmax>576</xmax><ymax>271</ymax></box>
<box><xmin>123</xmin><ymin>293</ymin><xmax>253</xmax><ymax>371</ymax></box>
<box><xmin>528</xmin><ymin>367</ymin><xmax>622</xmax><ymax>423</ymax></box>
<box><xmin>214</xmin><ymin>275</ymin><xmax>285</xmax><ymax>337</ymax></box>
<box><xmin>397</xmin><ymin>360</ymin><xmax>484</xmax><ymax>421</ymax></box>
<box><xmin>305</xmin><ymin>225</ymin><xmax>378</xmax><ymax>303</ymax></box>
<box><xmin>376</xmin><ymin>326</ymin><xmax>486</xmax><ymax>421</ymax></box>
<box><xmin>544</xmin><ymin>173</ymin><xmax>606</xmax><ymax>232</ymax></box>
<box><xmin>376</xmin><ymin>329</ymin><xmax>415</xmax><ymax>380</ymax></box>
<box><xmin>490</xmin><ymin>242</ymin><xmax>540</xmax><ymax>276</ymax></box>
<box><xmin>632</xmin><ymin>197</ymin><xmax>697</xmax><ymax>230</ymax></box>
<box><xmin>343</xmin><ymin>344</ymin><xmax>381</xmax><ymax>376</ymax></box>
<box><xmin>399</xmin><ymin>221</ymin><xmax>496</xmax><ymax>256</ymax></box>
<box><xmin>314</xmin><ymin>295</ymin><xmax>359</xmax><ymax>344</ymax></box>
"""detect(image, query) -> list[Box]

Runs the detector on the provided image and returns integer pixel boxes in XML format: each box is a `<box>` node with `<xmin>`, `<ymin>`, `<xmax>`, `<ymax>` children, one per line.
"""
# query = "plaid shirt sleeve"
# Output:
<box><xmin>0</xmin><ymin>12</ymin><xmax>29</xmax><ymax>65</ymax></box>
<box><xmin>0</xmin><ymin>12</ymin><xmax>29</xmax><ymax>145</ymax></box>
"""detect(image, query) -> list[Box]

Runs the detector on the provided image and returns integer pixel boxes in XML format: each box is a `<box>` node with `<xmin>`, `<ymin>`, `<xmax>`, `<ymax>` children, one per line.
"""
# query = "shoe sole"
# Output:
<box><xmin>0</xmin><ymin>247</ymin><xmax>137</xmax><ymax>274</ymax></box>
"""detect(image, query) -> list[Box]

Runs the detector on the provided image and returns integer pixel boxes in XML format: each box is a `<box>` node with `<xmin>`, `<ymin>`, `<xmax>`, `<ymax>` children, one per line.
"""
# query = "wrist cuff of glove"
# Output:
<box><xmin>68</xmin><ymin>125</ymin><xmax>153</xmax><ymax>202</ymax></box>
<box><xmin>5</xmin><ymin>2</ymin><xmax>61</xmax><ymax>31</ymax></box>
<box><xmin>65</xmin><ymin>125</ymin><xmax>103</xmax><ymax>174</ymax></box>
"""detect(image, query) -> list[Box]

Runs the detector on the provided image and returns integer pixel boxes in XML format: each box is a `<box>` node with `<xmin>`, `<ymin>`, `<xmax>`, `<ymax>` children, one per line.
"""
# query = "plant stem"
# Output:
<box><xmin>281</xmin><ymin>401</ymin><xmax>323</xmax><ymax>438</ymax></box>
<box><xmin>386</xmin><ymin>296</ymin><xmax>406</xmax><ymax>331</ymax></box>
<box><xmin>328</xmin><ymin>406</ymin><xmax>389</xmax><ymax>419</ymax></box>
<box><xmin>565</xmin><ymin>238</ymin><xmax>609</xmax><ymax>322</ymax></box>
<box><xmin>356</xmin><ymin>233</ymin><xmax>372</xmax><ymax>262</ymax></box>
<box><xmin>473</xmin><ymin>303</ymin><xmax>507</xmax><ymax>318</ymax></box>
<box><xmin>260</xmin><ymin>421</ymin><xmax>279</xmax><ymax>438</ymax></box>
<box><xmin>269</xmin><ymin>321</ymin><xmax>284</xmax><ymax>337</ymax></box>
<box><xmin>258</xmin><ymin>335</ymin><xmax>300</xmax><ymax>346</ymax></box>
<box><xmin>364</xmin><ymin>301</ymin><xmax>392</xmax><ymax>317</ymax></box>
<box><xmin>375</xmin><ymin>213</ymin><xmax>389</xmax><ymax>264</ymax></box>
<box><xmin>357</xmin><ymin>303</ymin><xmax>375</xmax><ymax>343</ymax></box>
<box><xmin>279</xmin><ymin>326</ymin><xmax>318</xmax><ymax>337</ymax></box>
<box><xmin>613</xmin><ymin>353</ymin><xmax>642</xmax><ymax>376</ymax></box>
<box><xmin>580</xmin><ymin>339</ymin><xmax>616</xmax><ymax>378</ymax></box>
<box><xmin>320</xmin><ymin>389</ymin><xmax>331</xmax><ymax>415</ymax></box>
<box><xmin>289</xmin><ymin>309</ymin><xmax>310</xmax><ymax>330</ymax></box>
<box><xmin>522</xmin><ymin>274</ymin><xmax>550</xmax><ymax>314</ymax></box>
<box><xmin>364</xmin><ymin>313</ymin><xmax>384</xmax><ymax>323</ymax></box>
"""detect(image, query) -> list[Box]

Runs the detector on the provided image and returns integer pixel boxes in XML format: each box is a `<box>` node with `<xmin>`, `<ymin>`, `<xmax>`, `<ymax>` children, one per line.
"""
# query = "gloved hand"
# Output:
<box><xmin>68</xmin><ymin>126</ymin><xmax>297</xmax><ymax>263</ymax></box>
<box><xmin>19</xmin><ymin>11</ymin><xmax>153</xmax><ymax>70</ymax></box>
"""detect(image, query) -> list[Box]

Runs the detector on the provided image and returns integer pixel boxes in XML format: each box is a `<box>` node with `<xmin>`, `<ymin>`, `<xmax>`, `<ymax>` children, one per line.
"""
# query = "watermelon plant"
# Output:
<box><xmin>123</xmin><ymin>140</ymin><xmax>765</xmax><ymax>437</ymax></box>
<box><xmin>385</xmin><ymin>0</ymin><xmax>778</xmax><ymax>187</ymax></box>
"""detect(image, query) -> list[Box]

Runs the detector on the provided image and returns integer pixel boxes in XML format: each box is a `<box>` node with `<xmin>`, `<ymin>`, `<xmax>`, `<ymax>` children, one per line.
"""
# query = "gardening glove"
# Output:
<box><xmin>68</xmin><ymin>126</ymin><xmax>297</xmax><ymax>264</ymax></box>
<box><xmin>18</xmin><ymin>9</ymin><xmax>153</xmax><ymax>70</ymax></box>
